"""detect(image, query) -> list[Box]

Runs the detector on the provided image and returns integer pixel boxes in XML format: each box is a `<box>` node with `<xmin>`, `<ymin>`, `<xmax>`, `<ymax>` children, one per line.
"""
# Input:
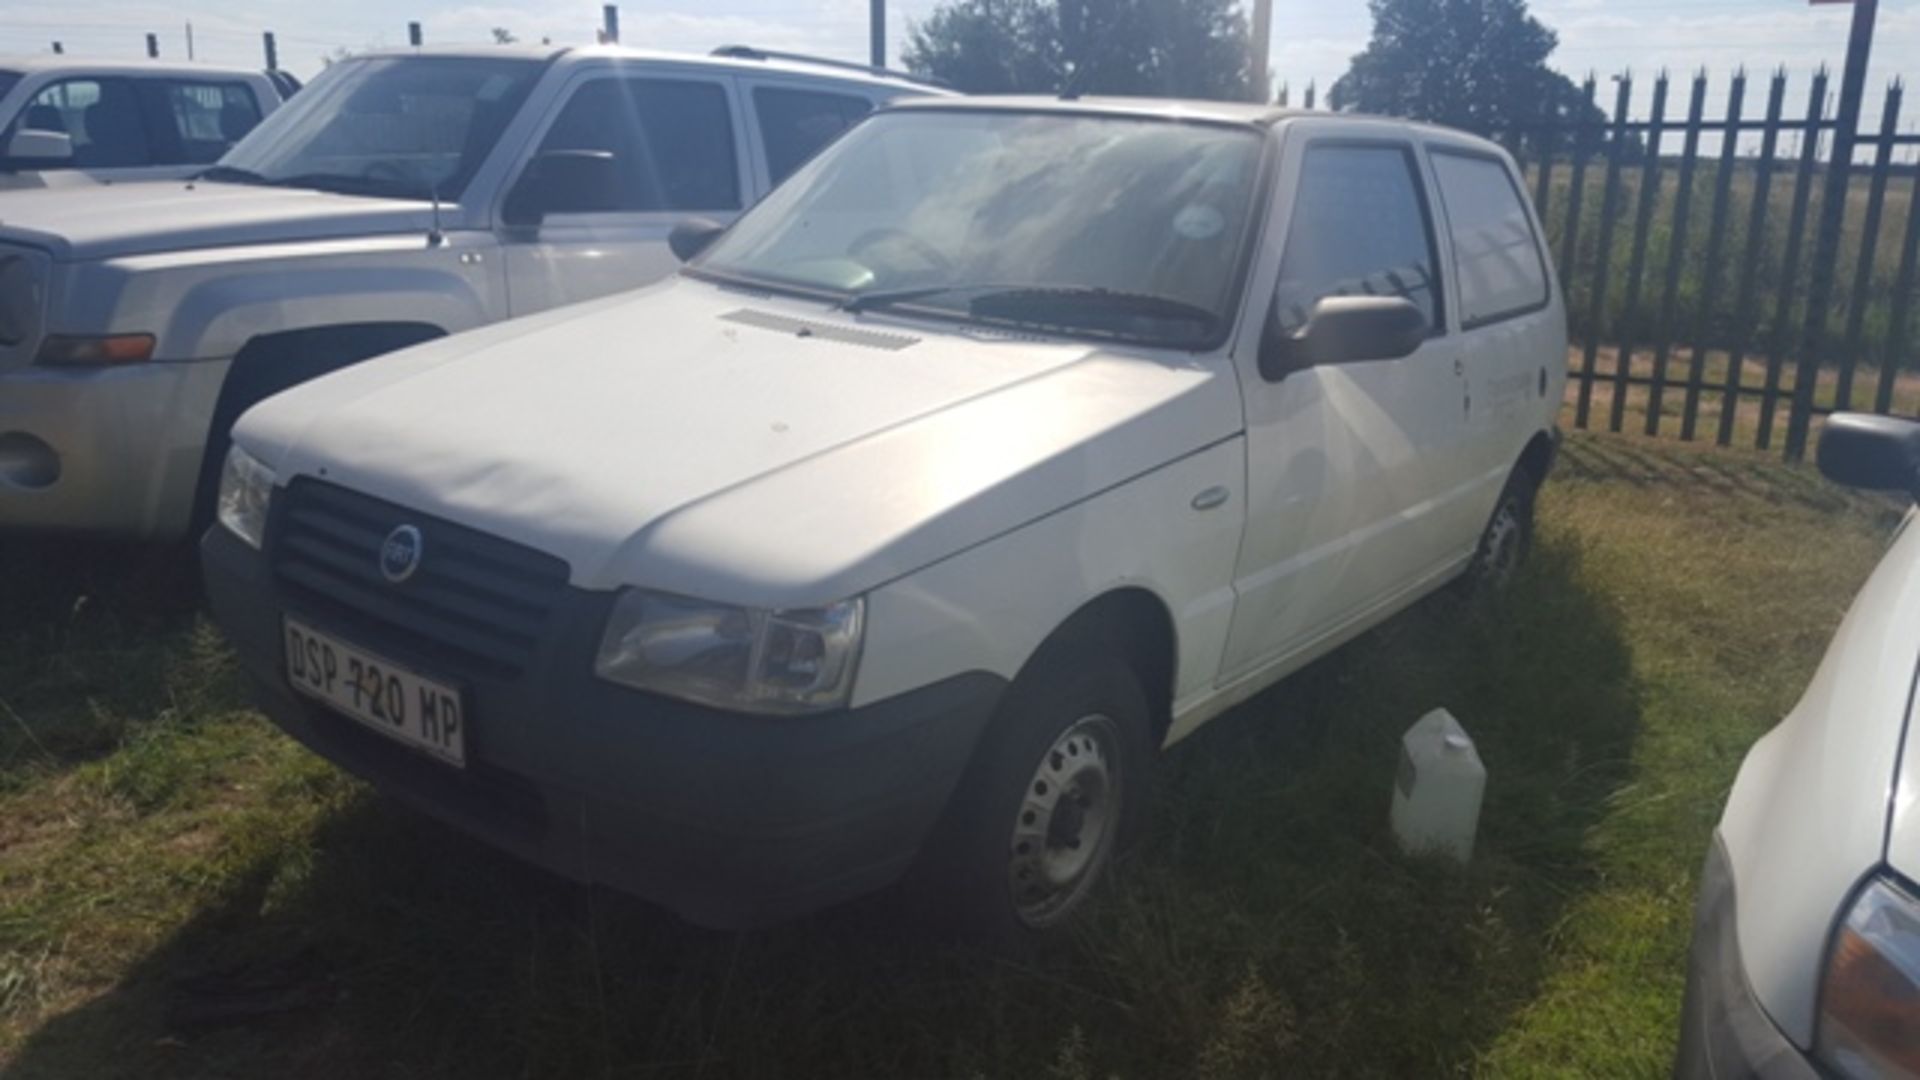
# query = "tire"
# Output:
<box><xmin>1464</xmin><ymin>466</ymin><xmax>1538</xmax><ymax>591</ymax></box>
<box><xmin>919</xmin><ymin>651</ymin><xmax>1152</xmax><ymax>940</ymax></box>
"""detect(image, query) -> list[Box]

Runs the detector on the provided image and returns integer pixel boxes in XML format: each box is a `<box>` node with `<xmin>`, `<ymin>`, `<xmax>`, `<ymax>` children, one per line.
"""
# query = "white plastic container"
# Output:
<box><xmin>1389</xmin><ymin>708</ymin><xmax>1486</xmax><ymax>864</ymax></box>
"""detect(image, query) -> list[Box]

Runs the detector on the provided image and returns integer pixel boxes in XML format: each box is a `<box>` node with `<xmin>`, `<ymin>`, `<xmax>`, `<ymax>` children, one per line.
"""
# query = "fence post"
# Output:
<box><xmin>1574</xmin><ymin>73</ymin><xmax>1633</xmax><ymax>429</ymax></box>
<box><xmin>1609</xmin><ymin>71</ymin><xmax>1670</xmax><ymax>432</ymax></box>
<box><xmin>1558</xmin><ymin>74</ymin><xmax>1598</xmax><ymax>288</ymax></box>
<box><xmin>1681</xmin><ymin>69</ymin><xmax>1746</xmax><ymax>441</ymax></box>
<box><xmin>1647</xmin><ymin>70</ymin><xmax>1708</xmax><ymax>436</ymax></box>
<box><xmin>1719</xmin><ymin>70</ymin><xmax>1790</xmax><ymax>446</ymax></box>
<box><xmin>1876</xmin><ymin>148</ymin><xmax>1920</xmax><ymax>415</ymax></box>
<box><xmin>1756</xmin><ymin>70</ymin><xmax>1828</xmax><ymax>451</ymax></box>
<box><xmin>1786</xmin><ymin>0</ymin><xmax>1883</xmax><ymax>459</ymax></box>
<box><xmin>1834</xmin><ymin>82</ymin><xmax>1904</xmax><ymax>412</ymax></box>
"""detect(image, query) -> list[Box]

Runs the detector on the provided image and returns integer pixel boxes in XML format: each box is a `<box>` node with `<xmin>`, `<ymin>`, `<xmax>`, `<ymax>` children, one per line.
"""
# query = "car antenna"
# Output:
<box><xmin>427</xmin><ymin>184</ymin><xmax>445</xmax><ymax>247</ymax></box>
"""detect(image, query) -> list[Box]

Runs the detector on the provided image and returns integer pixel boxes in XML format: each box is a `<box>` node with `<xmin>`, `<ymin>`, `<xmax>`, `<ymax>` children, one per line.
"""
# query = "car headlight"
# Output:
<box><xmin>216</xmin><ymin>445</ymin><xmax>275</xmax><ymax>549</ymax></box>
<box><xmin>1818</xmin><ymin>875</ymin><xmax>1920</xmax><ymax>1078</ymax></box>
<box><xmin>594</xmin><ymin>589</ymin><xmax>863</xmax><ymax>715</ymax></box>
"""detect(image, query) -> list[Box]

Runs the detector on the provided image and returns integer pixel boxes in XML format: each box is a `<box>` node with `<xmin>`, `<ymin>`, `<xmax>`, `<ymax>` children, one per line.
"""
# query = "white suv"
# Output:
<box><xmin>0</xmin><ymin>45</ymin><xmax>942</xmax><ymax>539</ymax></box>
<box><xmin>202</xmin><ymin>97</ymin><xmax>1566</xmax><ymax>933</ymax></box>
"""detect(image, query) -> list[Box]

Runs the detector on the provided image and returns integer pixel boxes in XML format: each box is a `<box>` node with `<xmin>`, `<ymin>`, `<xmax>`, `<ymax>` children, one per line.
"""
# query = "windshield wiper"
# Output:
<box><xmin>967</xmin><ymin>287</ymin><xmax>1220</xmax><ymax>329</ymax></box>
<box><xmin>840</xmin><ymin>283</ymin><xmax>1218</xmax><ymax>333</ymax></box>
<box><xmin>269</xmin><ymin>172</ymin><xmax>428</xmax><ymax>200</ymax></box>
<box><xmin>194</xmin><ymin>164</ymin><xmax>273</xmax><ymax>185</ymax></box>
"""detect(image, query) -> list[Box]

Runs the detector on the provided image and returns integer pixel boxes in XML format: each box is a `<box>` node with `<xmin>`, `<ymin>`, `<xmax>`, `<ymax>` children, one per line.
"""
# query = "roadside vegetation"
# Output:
<box><xmin>0</xmin><ymin>432</ymin><xmax>1899</xmax><ymax>1078</ymax></box>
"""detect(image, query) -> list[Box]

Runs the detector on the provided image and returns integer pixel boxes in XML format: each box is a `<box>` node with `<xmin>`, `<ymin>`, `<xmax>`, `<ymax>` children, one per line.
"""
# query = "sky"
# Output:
<box><xmin>0</xmin><ymin>0</ymin><xmax>1916</xmax><ymax>125</ymax></box>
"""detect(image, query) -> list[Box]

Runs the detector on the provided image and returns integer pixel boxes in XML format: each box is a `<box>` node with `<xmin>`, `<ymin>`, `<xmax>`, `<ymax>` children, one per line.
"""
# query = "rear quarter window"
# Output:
<box><xmin>753</xmin><ymin>87</ymin><xmax>873</xmax><ymax>185</ymax></box>
<box><xmin>1428</xmin><ymin>149</ymin><xmax>1550</xmax><ymax>329</ymax></box>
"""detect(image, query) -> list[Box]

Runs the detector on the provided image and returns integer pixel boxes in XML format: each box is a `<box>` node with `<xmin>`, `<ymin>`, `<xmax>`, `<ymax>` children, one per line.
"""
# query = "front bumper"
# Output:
<box><xmin>1675</xmin><ymin>834</ymin><xmax>1821</xmax><ymax>1079</ymax></box>
<box><xmin>0</xmin><ymin>358</ymin><xmax>229</xmax><ymax>538</ymax></box>
<box><xmin>201</xmin><ymin>523</ymin><xmax>1005</xmax><ymax>930</ymax></box>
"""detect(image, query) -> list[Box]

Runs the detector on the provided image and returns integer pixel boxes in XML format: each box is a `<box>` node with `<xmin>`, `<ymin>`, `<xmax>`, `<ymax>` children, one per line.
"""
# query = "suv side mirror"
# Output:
<box><xmin>502</xmin><ymin>149</ymin><xmax>619</xmax><ymax>228</ymax></box>
<box><xmin>1818</xmin><ymin>413</ymin><xmax>1920</xmax><ymax>500</ymax></box>
<box><xmin>668</xmin><ymin>217</ymin><xmax>727</xmax><ymax>262</ymax></box>
<box><xmin>4</xmin><ymin>129</ymin><xmax>73</xmax><ymax>168</ymax></box>
<box><xmin>1258</xmin><ymin>295</ymin><xmax>1428</xmax><ymax>381</ymax></box>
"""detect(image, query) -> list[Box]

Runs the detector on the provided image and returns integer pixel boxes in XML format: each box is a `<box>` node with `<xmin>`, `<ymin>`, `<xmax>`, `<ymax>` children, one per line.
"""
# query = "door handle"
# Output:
<box><xmin>1191</xmin><ymin>486</ymin><xmax>1230</xmax><ymax>511</ymax></box>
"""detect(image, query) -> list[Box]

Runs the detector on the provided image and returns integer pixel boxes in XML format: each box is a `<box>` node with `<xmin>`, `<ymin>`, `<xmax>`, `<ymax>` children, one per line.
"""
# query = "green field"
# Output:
<box><xmin>0</xmin><ymin>432</ymin><xmax>1900</xmax><ymax>1078</ymax></box>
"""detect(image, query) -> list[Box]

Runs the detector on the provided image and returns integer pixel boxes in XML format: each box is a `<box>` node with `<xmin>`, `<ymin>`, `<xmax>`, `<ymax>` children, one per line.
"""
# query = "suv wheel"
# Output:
<box><xmin>924</xmin><ymin>652</ymin><xmax>1151</xmax><ymax>938</ymax></box>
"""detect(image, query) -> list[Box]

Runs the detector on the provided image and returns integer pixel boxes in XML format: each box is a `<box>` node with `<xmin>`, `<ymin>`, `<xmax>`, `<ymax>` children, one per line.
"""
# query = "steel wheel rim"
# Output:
<box><xmin>1008</xmin><ymin>713</ymin><xmax>1121</xmax><ymax>928</ymax></box>
<box><xmin>1480</xmin><ymin>498</ymin><xmax>1524</xmax><ymax>585</ymax></box>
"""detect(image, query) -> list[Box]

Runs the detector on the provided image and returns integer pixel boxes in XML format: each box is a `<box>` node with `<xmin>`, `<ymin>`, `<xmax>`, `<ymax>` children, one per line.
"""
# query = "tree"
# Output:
<box><xmin>1328</xmin><ymin>0</ymin><xmax>1601</xmax><ymax>136</ymax></box>
<box><xmin>903</xmin><ymin>0</ymin><xmax>1256</xmax><ymax>101</ymax></box>
<box><xmin>491</xmin><ymin>27</ymin><xmax>518</xmax><ymax>44</ymax></box>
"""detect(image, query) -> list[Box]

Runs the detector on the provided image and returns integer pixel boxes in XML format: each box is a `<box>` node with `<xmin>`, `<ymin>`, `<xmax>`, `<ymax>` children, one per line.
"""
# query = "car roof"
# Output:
<box><xmin>336</xmin><ymin>44</ymin><xmax>951</xmax><ymax>94</ymax></box>
<box><xmin>884</xmin><ymin>95</ymin><xmax>1508</xmax><ymax>147</ymax></box>
<box><xmin>0</xmin><ymin>56</ymin><xmax>269</xmax><ymax>78</ymax></box>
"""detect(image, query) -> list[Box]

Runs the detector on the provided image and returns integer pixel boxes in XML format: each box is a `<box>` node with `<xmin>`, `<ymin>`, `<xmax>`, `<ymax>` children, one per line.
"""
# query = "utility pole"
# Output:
<box><xmin>263</xmin><ymin>31</ymin><xmax>278</xmax><ymax>71</ymax></box>
<box><xmin>1251</xmin><ymin>0</ymin><xmax>1272</xmax><ymax>102</ymax></box>
<box><xmin>870</xmin><ymin>0</ymin><xmax>885</xmax><ymax>68</ymax></box>
<box><xmin>186</xmin><ymin>21</ymin><xmax>195</xmax><ymax>60</ymax></box>
<box><xmin>408</xmin><ymin>21</ymin><xmax>423</xmax><ymax>47</ymax></box>
<box><xmin>146</xmin><ymin>33</ymin><xmax>159</xmax><ymax>58</ymax></box>
<box><xmin>602</xmin><ymin>5</ymin><xmax>620</xmax><ymax>44</ymax></box>
<box><xmin>1786</xmin><ymin>0</ymin><xmax>1880</xmax><ymax>459</ymax></box>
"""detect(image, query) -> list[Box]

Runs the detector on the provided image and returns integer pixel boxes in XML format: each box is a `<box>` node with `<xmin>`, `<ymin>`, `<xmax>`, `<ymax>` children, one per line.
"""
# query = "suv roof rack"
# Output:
<box><xmin>708</xmin><ymin>45</ymin><xmax>950</xmax><ymax>90</ymax></box>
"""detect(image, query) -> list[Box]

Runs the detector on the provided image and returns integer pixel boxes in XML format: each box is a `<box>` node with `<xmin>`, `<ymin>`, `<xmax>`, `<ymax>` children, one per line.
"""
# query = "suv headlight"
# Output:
<box><xmin>594</xmin><ymin>589</ymin><xmax>863</xmax><ymax>715</ymax></box>
<box><xmin>1818</xmin><ymin>875</ymin><xmax>1920</xmax><ymax>1078</ymax></box>
<box><xmin>216</xmin><ymin>445</ymin><xmax>275</xmax><ymax>549</ymax></box>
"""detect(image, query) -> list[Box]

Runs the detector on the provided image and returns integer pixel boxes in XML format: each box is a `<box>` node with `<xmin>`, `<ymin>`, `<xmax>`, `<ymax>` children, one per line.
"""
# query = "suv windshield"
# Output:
<box><xmin>212</xmin><ymin>56</ymin><xmax>543</xmax><ymax>200</ymax></box>
<box><xmin>695</xmin><ymin>109</ymin><xmax>1267</xmax><ymax>348</ymax></box>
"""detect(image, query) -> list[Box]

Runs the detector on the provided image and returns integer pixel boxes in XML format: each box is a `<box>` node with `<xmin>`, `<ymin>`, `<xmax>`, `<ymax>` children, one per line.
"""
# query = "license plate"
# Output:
<box><xmin>283</xmin><ymin>617</ymin><xmax>466</xmax><ymax>767</ymax></box>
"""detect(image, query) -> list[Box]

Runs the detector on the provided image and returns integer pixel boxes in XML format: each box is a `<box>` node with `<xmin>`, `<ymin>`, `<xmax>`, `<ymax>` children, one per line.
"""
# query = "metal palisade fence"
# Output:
<box><xmin>1489</xmin><ymin>70</ymin><xmax>1920</xmax><ymax>460</ymax></box>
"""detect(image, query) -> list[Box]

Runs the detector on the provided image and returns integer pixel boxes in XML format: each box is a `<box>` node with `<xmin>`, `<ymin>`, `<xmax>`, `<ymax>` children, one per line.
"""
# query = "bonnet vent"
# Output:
<box><xmin>720</xmin><ymin>309</ymin><xmax>920</xmax><ymax>352</ymax></box>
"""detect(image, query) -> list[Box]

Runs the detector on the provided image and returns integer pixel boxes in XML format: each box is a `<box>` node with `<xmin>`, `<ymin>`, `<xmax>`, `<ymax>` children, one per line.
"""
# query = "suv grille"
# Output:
<box><xmin>270</xmin><ymin>480</ymin><xmax>570</xmax><ymax>679</ymax></box>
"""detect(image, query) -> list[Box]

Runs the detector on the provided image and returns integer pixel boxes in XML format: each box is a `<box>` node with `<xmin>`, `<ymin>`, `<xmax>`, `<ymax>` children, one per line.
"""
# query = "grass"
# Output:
<box><xmin>0</xmin><ymin>430</ymin><xmax>1903</xmax><ymax>1078</ymax></box>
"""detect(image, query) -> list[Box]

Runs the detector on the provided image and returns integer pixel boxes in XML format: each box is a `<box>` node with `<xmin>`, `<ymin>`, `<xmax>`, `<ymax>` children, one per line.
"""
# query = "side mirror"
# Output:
<box><xmin>4</xmin><ymin>129</ymin><xmax>73</xmax><ymax>168</ymax></box>
<box><xmin>501</xmin><ymin>149</ymin><xmax>618</xmax><ymax>228</ymax></box>
<box><xmin>1258</xmin><ymin>295</ymin><xmax>1428</xmax><ymax>381</ymax></box>
<box><xmin>668</xmin><ymin>217</ymin><xmax>727</xmax><ymax>262</ymax></box>
<box><xmin>1818</xmin><ymin>413</ymin><xmax>1920</xmax><ymax>500</ymax></box>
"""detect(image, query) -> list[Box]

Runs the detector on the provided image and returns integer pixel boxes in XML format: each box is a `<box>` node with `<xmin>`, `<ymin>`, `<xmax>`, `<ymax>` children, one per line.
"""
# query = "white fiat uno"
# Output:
<box><xmin>203</xmin><ymin>96</ymin><xmax>1565</xmax><ymax>934</ymax></box>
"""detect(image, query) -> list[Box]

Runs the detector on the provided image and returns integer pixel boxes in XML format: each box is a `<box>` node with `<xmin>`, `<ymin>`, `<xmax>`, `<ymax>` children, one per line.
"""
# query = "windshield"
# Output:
<box><xmin>696</xmin><ymin>110</ymin><xmax>1267</xmax><ymax>348</ymax></box>
<box><xmin>213</xmin><ymin>56</ymin><xmax>543</xmax><ymax>200</ymax></box>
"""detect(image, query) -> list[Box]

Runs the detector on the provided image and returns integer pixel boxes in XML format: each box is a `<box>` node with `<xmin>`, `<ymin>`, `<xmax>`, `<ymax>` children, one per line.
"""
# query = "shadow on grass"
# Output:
<box><xmin>3</xmin><ymin>535</ymin><xmax>1644</xmax><ymax>1079</ymax></box>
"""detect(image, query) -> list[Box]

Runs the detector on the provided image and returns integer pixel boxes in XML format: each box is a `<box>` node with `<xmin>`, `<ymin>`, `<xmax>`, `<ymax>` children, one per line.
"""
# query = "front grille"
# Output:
<box><xmin>270</xmin><ymin>479</ymin><xmax>571</xmax><ymax>679</ymax></box>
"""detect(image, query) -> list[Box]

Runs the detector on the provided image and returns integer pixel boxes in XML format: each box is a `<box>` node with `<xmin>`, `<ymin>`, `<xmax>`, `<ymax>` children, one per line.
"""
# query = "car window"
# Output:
<box><xmin>753</xmin><ymin>87</ymin><xmax>872</xmax><ymax>185</ymax></box>
<box><xmin>1429</xmin><ymin>150</ymin><xmax>1549</xmax><ymax>328</ymax></box>
<box><xmin>14</xmin><ymin>77</ymin><xmax>152</xmax><ymax>167</ymax></box>
<box><xmin>217</xmin><ymin>56</ymin><xmax>545</xmax><ymax>200</ymax></box>
<box><xmin>149</xmin><ymin>81</ymin><xmax>262</xmax><ymax>165</ymax></box>
<box><xmin>1273</xmin><ymin>143</ymin><xmax>1441</xmax><ymax>337</ymax></box>
<box><xmin>534</xmin><ymin>77</ymin><xmax>740</xmax><ymax>213</ymax></box>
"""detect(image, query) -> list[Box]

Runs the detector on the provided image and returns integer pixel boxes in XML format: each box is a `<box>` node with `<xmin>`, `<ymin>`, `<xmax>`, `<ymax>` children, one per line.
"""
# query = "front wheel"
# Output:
<box><xmin>921</xmin><ymin>652</ymin><xmax>1152</xmax><ymax>938</ymax></box>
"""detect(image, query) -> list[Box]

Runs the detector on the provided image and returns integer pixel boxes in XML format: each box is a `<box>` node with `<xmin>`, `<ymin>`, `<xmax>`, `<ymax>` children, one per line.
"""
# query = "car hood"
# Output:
<box><xmin>0</xmin><ymin>179</ymin><xmax>435</xmax><ymax>260</ymax></box>
<box><xmin>237</xmin><ymin>276</ymin><xmax>1243</xmax><ymax>606</ymax></box>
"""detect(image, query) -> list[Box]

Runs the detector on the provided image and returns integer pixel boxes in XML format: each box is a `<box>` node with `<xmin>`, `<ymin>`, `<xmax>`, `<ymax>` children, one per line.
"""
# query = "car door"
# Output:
<box><xmin>1425</xmin><ymin>142</ymin><xmax>1561</xmax><ymax>529</ymax></box>
<box><xmin>1218</xmin><ymin>132</ymin><xmax>1472</xmax><ymax>682</ymax></box>
<box><xmin>500</xmin><ymin>68</ymin><xmax>752</xmax><ymax>317</ymax></box>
